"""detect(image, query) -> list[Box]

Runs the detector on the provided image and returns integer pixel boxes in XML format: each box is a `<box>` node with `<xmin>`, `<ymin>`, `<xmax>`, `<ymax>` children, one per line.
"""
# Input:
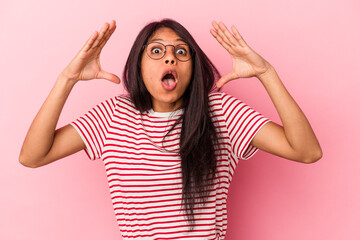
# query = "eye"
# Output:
<box><xmin>151</xmin><ymin>47</ymin><xmax>163</xmax><ymax>54</ymax></box>
<box><xmin>176</xmin><ymin>48</ymin><xmax>187</xmax><ymax>55</ymax></box>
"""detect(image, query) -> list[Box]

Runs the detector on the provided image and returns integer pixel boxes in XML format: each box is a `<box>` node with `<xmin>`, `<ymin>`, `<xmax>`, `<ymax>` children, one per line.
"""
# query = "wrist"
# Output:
<box><xmin>257</xmin><ymin>64</ymin><xmax>276</xmax><ymax>82</ymax></box>
<box><xmin>53</xmin><ymin>75</ymin><xmax>78</xmax><ymax>97</ymax></box>
<box><xmin>57</xmin><ymin>73</ymin><xmax>78</xmax><ymax>88</ymax></box>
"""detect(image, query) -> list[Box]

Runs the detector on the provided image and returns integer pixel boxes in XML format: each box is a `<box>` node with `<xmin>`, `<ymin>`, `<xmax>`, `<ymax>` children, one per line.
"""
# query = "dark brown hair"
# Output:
<box><xmin>123</xmin><ymin>19</ymin><xmax>221</xmax><ymax>229</ymax></box>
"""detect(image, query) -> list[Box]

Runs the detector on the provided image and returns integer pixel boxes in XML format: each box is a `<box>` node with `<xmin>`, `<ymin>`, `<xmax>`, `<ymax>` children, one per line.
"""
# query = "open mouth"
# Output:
<box><xmin>162</xmin><ymin>73</ymin><xmax>176</xmax><ymax>85</ymax></box>
<box><xmin>161</xmin><ymin>71</ymin><xmax>177</xmax><ymax>90</ymax></box>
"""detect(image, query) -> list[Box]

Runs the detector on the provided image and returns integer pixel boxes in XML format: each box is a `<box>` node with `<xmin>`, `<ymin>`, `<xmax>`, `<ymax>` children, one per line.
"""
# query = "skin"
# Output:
<box><xmin>210</xmin><ymin>21</ymin><xmax>322</xmax><ymax>163</ymax></box>
<box><xmin>141</xmin><ymin>27</ymin><xmax>193</xmax><ymax>112</ymax></box>
<box><xmin>19</xmin><ymin>19</ymin><xmax>322</xmax><ymax>168</ymax></box>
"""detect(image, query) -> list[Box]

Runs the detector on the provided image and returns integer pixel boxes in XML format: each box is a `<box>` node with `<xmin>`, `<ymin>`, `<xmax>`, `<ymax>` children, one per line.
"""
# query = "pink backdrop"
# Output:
<box><xmin>1</xmin><ymin>0</ymin><xmax>359</xmax><ymax>239</ymax></box>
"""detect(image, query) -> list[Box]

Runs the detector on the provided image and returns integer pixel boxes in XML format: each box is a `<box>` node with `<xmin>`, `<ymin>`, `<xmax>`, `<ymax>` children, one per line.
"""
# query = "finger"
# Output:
<box><xmin>218</xmin><ymin>21</ymin><xmax>239</xmax><ymax>46</ymax></box>
<box><xmin>216</xmin><ymin>72</ymin><xmax>237</xmax><ymax>88</ymax></box>
<box><xmin>93</xmin><ymin>22</ymin><xmax>110</xmax><ymax>49</ymax></box>
<box><xmin>211</xmin><ymin>21</ymin><xmax>233</xmax><ymax>48</ymax></box>
<box><xmin>210</xmin><ymin>28</ymin><xmax>231</xmax><ymax>52</ymax></box>
<box><xmin>98</xmin><ymin>20</ymin><xmax>116</xmax><ymax>48</ymax></box>
<box><xmin>230</xmin><ymin>25</ymin><xmax>247</xmax><ymax>48</ymax></box>
<box><xmin>212</xmin><ymin>21</ymin><xmax>232</xmax><ymax>47</ymax></box>
<box><xmin>96</xmin><ymin>26</ymin><xmax>111</xmax><ymax>49</ymax></box>
<box><xmin>82</xmin><ymin>31</ymin><xmax>99</xmax><ymax>53</ymax></box>
<box><xmin>97</xmin><ymin>70</ymin><xmax>121</xmax><ymax>84</ymax></box>
<box><xmin>91</xmin><ymin>22</ymin><xmax>110</xmax><ymax>50</ymax></box>
<box><xmin>98</xmin><ymin>20</ymin><xmax>116</xmax><ymax>50</ymax></box>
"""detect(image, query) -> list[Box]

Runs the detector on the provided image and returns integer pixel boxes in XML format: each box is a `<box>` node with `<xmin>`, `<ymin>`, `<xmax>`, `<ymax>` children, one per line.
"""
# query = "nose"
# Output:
<box><xmin>164</xmin><ymin>46</ymin><xmax>176</xmax><ymax>65</ymax></box>
<box><xmin>165</xmin><ymin>59</ymin><xmax>175</xmax><ymax>64</ymax></box>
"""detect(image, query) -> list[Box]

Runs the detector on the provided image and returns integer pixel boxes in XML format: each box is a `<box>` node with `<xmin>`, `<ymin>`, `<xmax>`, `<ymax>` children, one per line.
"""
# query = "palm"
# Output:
<box><xmin>61</xmin><ymin>20</ymin><xmax>120</xmax><ymax>84</ymax></box>
<box><xmin>229</xmin><ymin>47</ymin><xmax>270</xmax><ymax>79</ymax></box>
<box><xmin>210</xmin><ymin>21</ymin><xmax>271</xmax><ymax>87</ymax></box>
<box><xmin>67</xmin><ymin>52</ymin><xmax>102</xmax><ymax>81</ymax></box>
<box><xmin>79</xmin><ymin>58</ymin><xmax>102</xmax><ymax>80</ymax></box>
<box><xmin>231</xmin><ymin>56</ymin><xmax>256</xmax><ymax>79</ymax></box>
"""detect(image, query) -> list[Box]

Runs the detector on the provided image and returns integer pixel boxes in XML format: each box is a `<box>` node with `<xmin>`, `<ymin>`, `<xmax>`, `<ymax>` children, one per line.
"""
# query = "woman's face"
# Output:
<box><xmin>141</xmin><ymin>27</ymin><xmax>193</xmax><ymax>112</ymax></box>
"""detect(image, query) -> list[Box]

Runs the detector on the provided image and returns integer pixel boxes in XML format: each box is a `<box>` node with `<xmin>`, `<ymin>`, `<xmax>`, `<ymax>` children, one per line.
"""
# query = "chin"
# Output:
<box><xmin>160</xmin><ymin>96</ymin><xmax>181</xmax><ymax>105</ymax></box>
<box><xmin>155</xmin><ymin>94</ymin><xmax>183</xmax><ymax>108</ymax></box>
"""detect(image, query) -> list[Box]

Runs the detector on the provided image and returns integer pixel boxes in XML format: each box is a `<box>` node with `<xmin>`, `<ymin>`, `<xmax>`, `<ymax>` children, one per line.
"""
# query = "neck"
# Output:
<box><xmin>151</xmin><ymin>99</ymin><xmax>183</xmax><ymax>112</ymax></box>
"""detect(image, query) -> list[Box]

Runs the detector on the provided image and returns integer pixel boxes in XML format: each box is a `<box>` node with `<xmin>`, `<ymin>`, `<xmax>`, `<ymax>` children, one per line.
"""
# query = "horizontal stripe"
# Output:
<box><xmin>71</xmin><ymin>92</ymin><xmax>271</xmax><ymax>239</ymax></box>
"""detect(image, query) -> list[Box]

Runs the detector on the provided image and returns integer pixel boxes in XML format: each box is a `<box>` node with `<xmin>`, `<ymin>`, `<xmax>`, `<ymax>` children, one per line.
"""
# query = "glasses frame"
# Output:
<box><xmin>143</xmin><ymin>42</ymin><xmax>193</xmax><ymax>62</ymax></box>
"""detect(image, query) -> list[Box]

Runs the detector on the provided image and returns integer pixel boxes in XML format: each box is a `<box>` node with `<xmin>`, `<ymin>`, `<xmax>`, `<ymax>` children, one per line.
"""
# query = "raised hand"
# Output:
<box><xmin>61</xmin><ymin>20</ymin><xmax>120</xmax><ymax>84</ymax></box>
<box><xmin>210</xmin><ymin>21</ymin><xmax>272</xmax><ymax>88</ymax></box>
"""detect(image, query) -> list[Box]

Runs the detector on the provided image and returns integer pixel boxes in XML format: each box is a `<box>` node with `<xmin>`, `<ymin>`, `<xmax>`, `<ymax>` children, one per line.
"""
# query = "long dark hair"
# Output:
<box><xmin>123</xmin><ymin>19</ymin><xmax>221</xmax><ymax>229</ymax></box>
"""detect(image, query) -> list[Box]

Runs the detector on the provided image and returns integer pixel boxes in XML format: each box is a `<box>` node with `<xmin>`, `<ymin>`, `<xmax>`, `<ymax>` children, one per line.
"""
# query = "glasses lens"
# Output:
<box><xmin>146</xmin><ymin>42</ymin><xmax>192</xmax><ymax>61</ymax></box>
<box><xmin>175</xmin><ymin>44</ymin><xmax>191</xmax><ymax>61</ymax></box>
<box><xmin>146</xmin><ymin>42</ymin><xmax>165</xmax><ymax>60</ymax></box>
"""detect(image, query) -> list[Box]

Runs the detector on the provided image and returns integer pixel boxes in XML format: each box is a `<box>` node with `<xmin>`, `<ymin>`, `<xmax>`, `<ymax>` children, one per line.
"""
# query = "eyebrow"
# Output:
<box><xmin>149</xmin><ymin>38</ymin><xmax>186</xmax><ymax>43</ymax></box>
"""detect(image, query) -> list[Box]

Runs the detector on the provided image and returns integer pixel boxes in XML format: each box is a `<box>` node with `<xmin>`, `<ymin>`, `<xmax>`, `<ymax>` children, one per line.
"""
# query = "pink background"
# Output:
<box><xmin>1</xmin><ymin>0</ymin><xmax>359</xmax><ymax>239</ymax></box>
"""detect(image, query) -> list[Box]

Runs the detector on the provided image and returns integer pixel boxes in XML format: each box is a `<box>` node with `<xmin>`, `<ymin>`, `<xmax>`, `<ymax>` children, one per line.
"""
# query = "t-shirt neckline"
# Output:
<box><xmin>147</xmin><ymin>108</ymin><xmax>184</xmax><ymax>118</ymax></box>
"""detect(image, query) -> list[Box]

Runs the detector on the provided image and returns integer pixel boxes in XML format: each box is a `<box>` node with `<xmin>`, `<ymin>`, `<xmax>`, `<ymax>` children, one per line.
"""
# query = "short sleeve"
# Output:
<box><xmin>220</xmin><ymin>93</ymin><xmax>271</xmax><ymax>160</ymax></box>
<box><xmin>70</xmin><ymin>97</ymin><xmax>117</xmax><ymax>160</ymax></box>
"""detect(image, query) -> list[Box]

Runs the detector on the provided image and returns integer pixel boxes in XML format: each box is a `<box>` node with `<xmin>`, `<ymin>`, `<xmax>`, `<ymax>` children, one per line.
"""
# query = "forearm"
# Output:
<box><xmin>19</xmin><ymin>75</ymin><xmax>76</xmax><ymax>165</ymax></box>
<box><xmin>257</xmin><ymin>65</ymin><xmax>322</xmax><ymax>160</ymax></box>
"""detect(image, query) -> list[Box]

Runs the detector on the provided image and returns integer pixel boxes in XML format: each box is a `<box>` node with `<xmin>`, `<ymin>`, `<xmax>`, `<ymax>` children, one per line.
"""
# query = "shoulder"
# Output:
<box><xmin>111</xmin><ymin>94</ymin><xmax>135</xmax><ymax>109</ymax></box>
<box><xmin>90</xmin><ymin>94</ymin><xmax>138</xmax><ymax>117</ymax></box>
<box><xmin>208</xmin><ymin>91</ymin><xmax>243</xmax><ymax>107</ymax></box>
<box><xmin>111</xmin><ymin>94</ymin><xmax>143</xmax><ymax>117</ymax></box>
<box><xmin>208</xmin><ymin>92</ymin><xmax>231</xmax><ymax>117</ymax></box>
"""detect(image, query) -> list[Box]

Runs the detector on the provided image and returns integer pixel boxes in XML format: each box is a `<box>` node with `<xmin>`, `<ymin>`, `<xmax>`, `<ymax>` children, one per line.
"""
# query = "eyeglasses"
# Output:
<box><xmin>144</xmin><ymin>42</ymin><xmax>193</xmax><ymax>62</ymax></box>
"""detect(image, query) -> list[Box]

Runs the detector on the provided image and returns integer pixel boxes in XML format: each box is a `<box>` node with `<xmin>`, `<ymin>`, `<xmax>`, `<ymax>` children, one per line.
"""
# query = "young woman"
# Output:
<box><xmin>19</xmin><ymin>19</ymin><xmax>322</xmax><ymax>239</ymax></box>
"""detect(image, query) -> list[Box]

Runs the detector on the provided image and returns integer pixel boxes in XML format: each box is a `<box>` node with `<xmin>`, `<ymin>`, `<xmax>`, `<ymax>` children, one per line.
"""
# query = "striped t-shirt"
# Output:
<box><xmin>71</xmin><ymin>92</ymin><xmax>271</xmax><ymax>240</ymax></box>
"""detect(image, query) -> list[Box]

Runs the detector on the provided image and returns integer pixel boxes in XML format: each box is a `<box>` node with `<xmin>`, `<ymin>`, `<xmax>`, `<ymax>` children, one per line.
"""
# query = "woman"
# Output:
<box><xmin>19</xmin><ymin>19</ymin><xmax>322</xmax><ymax>239</ymax></box>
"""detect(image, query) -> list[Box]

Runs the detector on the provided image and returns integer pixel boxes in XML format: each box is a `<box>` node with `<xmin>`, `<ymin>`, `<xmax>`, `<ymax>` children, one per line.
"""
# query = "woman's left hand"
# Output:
<box><xmin>210</xmin><ymin>21</ymin><xmax>272</xmax><ymax>88</ymax></box>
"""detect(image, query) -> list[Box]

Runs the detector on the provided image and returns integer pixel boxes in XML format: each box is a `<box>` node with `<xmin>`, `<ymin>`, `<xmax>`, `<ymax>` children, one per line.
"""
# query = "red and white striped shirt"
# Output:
<box><xmin>71</xmin><ymin>92</ymin><xmax>271</xmax><ymax>239</ymax></box>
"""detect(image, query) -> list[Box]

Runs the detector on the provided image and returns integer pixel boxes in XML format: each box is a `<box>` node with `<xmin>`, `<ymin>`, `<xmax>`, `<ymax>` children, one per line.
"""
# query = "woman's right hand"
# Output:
<box><xmin>60</xmin><ymin>20</ymin><xmax>120</xmax><ymax>84</ymax></box>
<box><xmin>19</xmin><ymin>20</ymin><xmax>121</xmax><ymax>168</ymax></box>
